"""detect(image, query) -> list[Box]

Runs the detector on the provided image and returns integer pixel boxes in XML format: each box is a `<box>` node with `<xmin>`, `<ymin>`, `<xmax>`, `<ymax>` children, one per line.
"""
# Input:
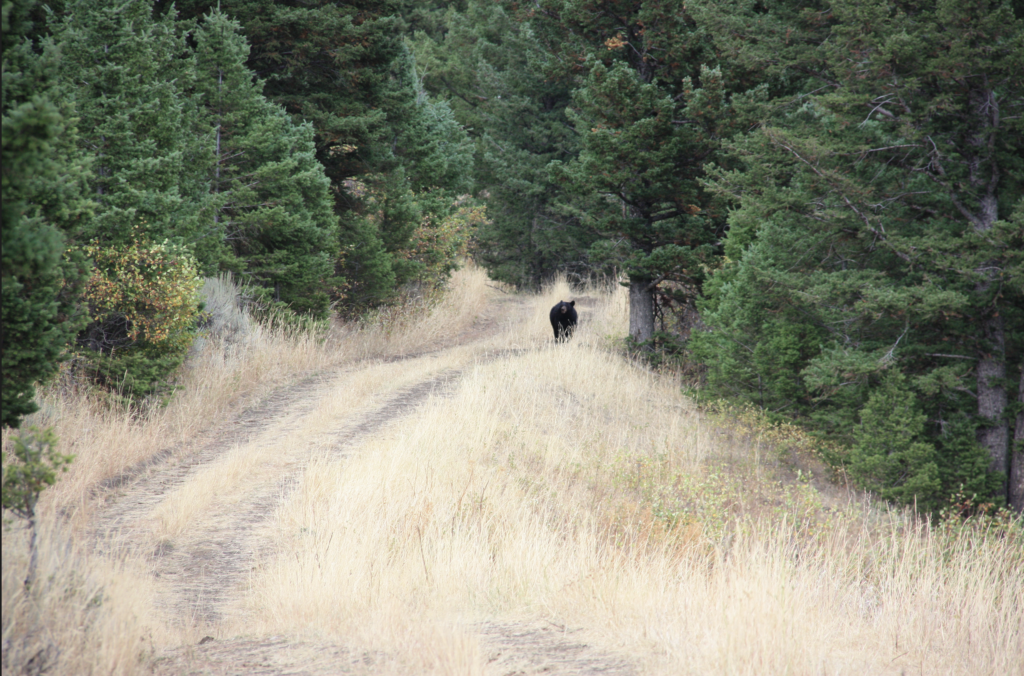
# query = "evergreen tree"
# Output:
<box><xmin>695</xmin><ymin>0</ymin><xmax>1024</xmax><ymax>507</ymax></box>
<box><xmin>51</xmin><ymin>0</ymin><xmax>213</xmax><ymax>399</ymax></box>
<box><xmin>2</xmin><ymin>0</ymin><xmax>90</xmax><ymax>428</ymax></box>
<box><xmin>849</xmin><ymin>372</ymin><xmax>942</xmax><ymax>509</ymax></box>
<box><xmin>174</xmin><ymin>0</ymin><xmax>474</xmax><ymax>308</ymax></box>
<box><xmin>552</xmin><ymin>60</ymin><xmax>731</xmax><ymax>344</ymax></box>
<box><xmin>511</xmin><ymin>0</ymin><xmax>742</xmax><ymax>343</ymax></box>
<box><xmin>194</xmin><ymin>8</ymin><xmax>339</xmax><ymax>316</ymax></box>
<box><xmin>357</xmin><ymin>43</ymin><xmax>475</xmax><ymax>297</ymax></box>
<box><xmin>53</xmin><ymin>0</ymin><xmax>218</xmax><ymax>269</ymax></box>
<box><xmin>412</xmin><ymin>0</ymin><xmax>591</xmax><ymax>288</ymax></box>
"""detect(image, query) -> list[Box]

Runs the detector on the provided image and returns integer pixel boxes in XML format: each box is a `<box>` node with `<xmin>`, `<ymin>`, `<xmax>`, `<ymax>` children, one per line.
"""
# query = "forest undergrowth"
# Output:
<box><xmin>2</xmin><ymin>266</ymin><xmax>1022</xmax><ymax>676</ymax></box>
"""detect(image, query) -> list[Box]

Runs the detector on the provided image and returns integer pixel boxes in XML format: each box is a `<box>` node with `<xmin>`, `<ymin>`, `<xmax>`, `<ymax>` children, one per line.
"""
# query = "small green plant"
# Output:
<box><xmin>2</xmin><ymin>427</ymin><xmax>74</xmax><ymax>588</ymax></box>
<box><xmin>936</xmin><ymin>486</ymin><xmax>1021</xmax><ymax>540</ymax></box>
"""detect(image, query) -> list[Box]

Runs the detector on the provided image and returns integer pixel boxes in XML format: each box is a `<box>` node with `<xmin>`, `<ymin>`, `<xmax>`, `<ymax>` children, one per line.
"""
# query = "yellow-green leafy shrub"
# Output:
<box><xmin>73</xmin><ymin>235</ymin><xmax>202</xmax><ymax>401</ymax></box>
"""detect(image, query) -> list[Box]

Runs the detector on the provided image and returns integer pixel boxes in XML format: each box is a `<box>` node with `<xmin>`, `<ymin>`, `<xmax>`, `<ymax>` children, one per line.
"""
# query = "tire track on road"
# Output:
<box><xmin>89</xmin><ymin>372</ymin><xmax>338</xmax><ymax>552</ymax></box>
<box><xmin>88</xmin><ymin>293</ymin><xmax>636</xmax><ymax>675</ymax></box>
<box><xmin>153</xmin><ymin>365</ymin><xmax>463</xmax><ymax>627</ymax></box>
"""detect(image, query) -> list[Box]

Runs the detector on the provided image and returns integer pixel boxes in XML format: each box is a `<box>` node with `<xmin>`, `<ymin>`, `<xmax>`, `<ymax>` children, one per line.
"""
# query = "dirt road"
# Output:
<box><xmin>88</xmin><ymin>294</ymin><xmax>633</xmax><ymax>675</ymax></box>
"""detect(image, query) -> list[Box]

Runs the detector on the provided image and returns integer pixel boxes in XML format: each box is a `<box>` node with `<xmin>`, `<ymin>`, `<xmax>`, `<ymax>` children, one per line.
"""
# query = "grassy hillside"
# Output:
<box><xmin>3</xmin><ymin>267</ymin><xmax>1022</xmax><ymax>675</ymax></box>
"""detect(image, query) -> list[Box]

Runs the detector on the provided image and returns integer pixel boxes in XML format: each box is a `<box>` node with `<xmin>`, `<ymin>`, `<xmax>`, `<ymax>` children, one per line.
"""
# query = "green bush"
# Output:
<box><xmin>74</xmin><ymin>236</ymin><xmax>202</xmax><ymax>402</ymax></box>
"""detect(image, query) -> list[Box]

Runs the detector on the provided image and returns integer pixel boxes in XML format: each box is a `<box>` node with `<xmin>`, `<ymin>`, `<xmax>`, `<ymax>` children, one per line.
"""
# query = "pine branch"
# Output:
<box><xmin>771</xmin><ymin>135</ymin><xmax>912</xmax><ymax>263</ymax></box>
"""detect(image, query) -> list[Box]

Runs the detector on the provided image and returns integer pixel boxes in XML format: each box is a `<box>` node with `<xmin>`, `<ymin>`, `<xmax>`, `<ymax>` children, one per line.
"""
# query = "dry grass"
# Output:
<box><xmin>339</xmin><ymin>261</ymin><xmax>494</xmax><ymax>360</ymax></box>
<box><xmin>2</xmin><ymin>265</ymin><xmax>493</xmax><ymax>676</ymax></box>
<box><xmin>3</xmin><ymin>266</ymin><xmax>1021</xmax><ymax>675</ymax></box>
<box><xmin>26</xmin><ymin>313</ymin><xmax>342</xmax><ymax>526</ymax></box>
<box><xmin>18</xmin><ymin>263</ymin><xmax>492</xmax><ymax>524</ymax></box>
<box><xmin>243</xmin><ymin>279</ymin><xmax>1023</xmax><ymax>675</ymax></box>
<box><xmin>149</xmin><ymin>354</ymin><xmax>468</xmax><ymax>542</ymax></box>
<box><xmin>1</xmin><ymin>520</ymin><xmax>168</xmax><ymax>676</ymax></box>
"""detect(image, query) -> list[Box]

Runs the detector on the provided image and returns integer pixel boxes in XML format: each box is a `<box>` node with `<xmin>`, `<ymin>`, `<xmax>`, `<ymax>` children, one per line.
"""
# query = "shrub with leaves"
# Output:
<box><xmin>405</xmin><ymin>198</ymin><xmax>488</xmax><ymax>290</ymax></box>
<box><xmin>73</xmin><ymin>234</ymin><xmax>202</xmax><ymax>400</ymax></box>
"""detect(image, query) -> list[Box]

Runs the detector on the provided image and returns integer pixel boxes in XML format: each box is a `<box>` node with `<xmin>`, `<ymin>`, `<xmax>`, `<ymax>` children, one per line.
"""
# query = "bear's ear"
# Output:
<box><xmin>569</xmin><ymin>300</ymin><xmax>576</xmax><ymax>307</ymax></box>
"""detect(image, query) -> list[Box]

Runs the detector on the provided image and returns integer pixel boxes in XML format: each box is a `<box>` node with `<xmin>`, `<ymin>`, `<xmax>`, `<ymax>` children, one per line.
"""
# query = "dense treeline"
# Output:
<box><xmin>691</xmin><ymin>0</ymin><xmax>1024</xmax><ymax>513</ymax></box>
<box><xmin>3</xmin><ymin>0</ymin><xmax>1022</xmax><ymax>513</ymax></box>
<box><xmin>3</xmin><ymin>0</ymin><xmax>476</xmax><ymax>410</ymax></box>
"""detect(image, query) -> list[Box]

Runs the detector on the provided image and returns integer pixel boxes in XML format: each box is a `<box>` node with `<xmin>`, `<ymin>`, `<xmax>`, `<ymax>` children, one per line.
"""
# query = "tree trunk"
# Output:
<box><xmin>25</xmin><ymin>515</ymin><xmax>38</xmax><ymax>590</ymax></box>
<box><xmin>962</xmin><ymin>83</ymin><xmax>1010</xmax><ymax>494</ymax></box>
<box><xmin>215</xmin><ymin>68</ymin><xmax>223</xmax><ymax>186</ymax></box>
<box><xmin>1010</xmin><ymin>365</ymin><xmax>1024</xmax><ymax>513</ymax></box>
<box><xmin>214</xmin><ymin>69</ymin><xmax>223</xmax><ymax>228</ymax></box>
<box><xmin>629</xmin><ymin>277</ymin><xmax>655</xmax><ymax>345</ymax></box>
<box><xmin>957</xmin><ymin>81</ymin><xmax>1010</xmax><ymax>496</ymax></box>
<box><xmin>977</xmin><ymin>313</ymin><xmax>1008</xmax><ymax>496</ymax></box>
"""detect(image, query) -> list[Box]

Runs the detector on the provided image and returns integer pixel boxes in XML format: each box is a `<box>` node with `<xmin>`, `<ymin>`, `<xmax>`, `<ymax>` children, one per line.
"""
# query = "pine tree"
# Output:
<box><xmin>2</xmin><ymin>0</ymin><xmax>91</xmax><ymax>428</ymax></box>
<box><xmin>849</xmin><ymin>372</ymin><xmax>942</xmax><ymax>509</ymax></box>
<box><xmin>175</xmin><ymin>0</ymin><xmax>478</xmax><ymax>307</ymax></box>
<box><xmin>53</xmin><ymin>0</ymin><xmax>217</xmax><ymax>268</ymax></box>
<box><xmin>51</xmin><ymin>0</ymin><xmax>213</xmax><ymax>399</ymax></box>
<box><xmin>194</xmin><ymin>8</ymin><xmax>339</xmax><ymax>317</ymax></box>
<box><xmin>412</xmin><ymin>0</ymin><xmax>591</xmax><ymax>288</ymax></box>
<box><xmin>695</xmin><ymin>0</ymin><xmax>1024</xmax><ymax>507</ymax></box>
<box><xmin>362</xmin><ymin>43</ymin><xmax>475</xmax><ymax>295</ymax></box>
<box><xmin>512</xmin><ymin>0</ymin><xmax>744</xmax><ymax>344</ymax></box>
<box><xmin>553</xmin><ymin>60</ymin><xmax>731</xmax><ymax>344</ymax></box>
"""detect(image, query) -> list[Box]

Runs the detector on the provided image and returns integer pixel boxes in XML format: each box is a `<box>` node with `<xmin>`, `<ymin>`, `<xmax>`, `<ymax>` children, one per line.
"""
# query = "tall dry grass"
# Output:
<box><xmin>1</xmin><ymin>520</ymin><xmax>168</xmax><ymax>676</ymax></box>
<box><xmin>2</xmin><ymin>265</ymin><xmax>493</xmax><ymax>676</ymax></box>
<box><xmin>242</xmin><ymin>278</ymin><xmax>1023</xmax><ymax>675</ymax></box>
<box><xmin>339</xmin><ymin>261</ymin><xmax>499</xmax><ymax>360</ymax></box>
<box><xmin>15</xmin><ymin>264</ymin><xmax>492</xmax><ymax>521</ymax></box>
<box><xmin>3</xmin><ymin>266</ymin><xmax>1021</xmax><ymax>675</ymax></box>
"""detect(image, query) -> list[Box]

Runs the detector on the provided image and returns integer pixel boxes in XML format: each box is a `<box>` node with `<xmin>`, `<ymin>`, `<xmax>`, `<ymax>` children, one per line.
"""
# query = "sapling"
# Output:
<box><xmin>2</xmin><ymin>427</ymin><xmax>74</xmax><ymax>588</ymax></box>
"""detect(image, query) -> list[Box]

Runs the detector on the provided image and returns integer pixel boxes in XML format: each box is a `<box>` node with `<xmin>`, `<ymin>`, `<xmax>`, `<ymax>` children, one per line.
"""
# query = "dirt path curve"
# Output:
<box><xmin>89</xmin><ymin>295</ymin><xmax>635</xmax><ymax>676</ymax></box>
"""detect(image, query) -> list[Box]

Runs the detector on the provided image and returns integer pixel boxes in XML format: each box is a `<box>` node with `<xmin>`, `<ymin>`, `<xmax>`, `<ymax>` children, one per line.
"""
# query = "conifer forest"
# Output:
<box><xmin>4</xmin><ymin>0</ymin><xmax>1024</xmax><ymax>534</ymax></box>
<box><xmin>3</xmin><ymin>2</ymin><xmax>1024</xmax><ymax>674</ymax></box>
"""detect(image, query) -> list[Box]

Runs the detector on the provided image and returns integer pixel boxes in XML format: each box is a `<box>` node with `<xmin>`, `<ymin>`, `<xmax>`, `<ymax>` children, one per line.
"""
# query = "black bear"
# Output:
<box><xmin>549</xmin><ymin>300</ymin><xmax>578</xmax><ymax>342</ymax></box>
